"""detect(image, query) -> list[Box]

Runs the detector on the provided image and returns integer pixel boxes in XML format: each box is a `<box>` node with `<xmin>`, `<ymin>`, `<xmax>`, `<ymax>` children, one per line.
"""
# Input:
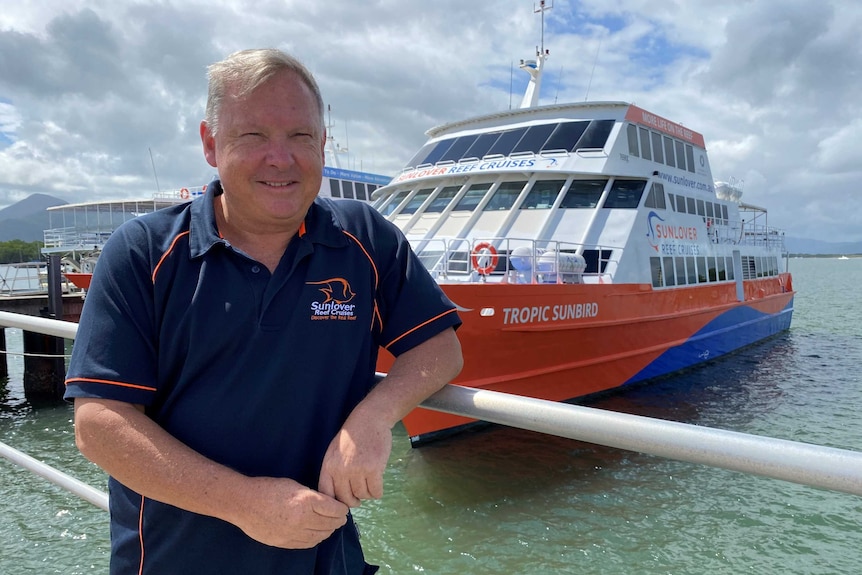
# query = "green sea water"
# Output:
<box><xmin>1</xmin><ymin>257</ymin><xmax>860</xmax><ymax>574</ymax></box>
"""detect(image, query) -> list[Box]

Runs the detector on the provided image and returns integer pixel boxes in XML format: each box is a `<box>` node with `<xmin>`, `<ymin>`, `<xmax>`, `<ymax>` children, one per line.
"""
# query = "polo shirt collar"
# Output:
<box><xmin>187</xmin><ymin>179</ymin><xmax>350</xmax><ymax>259</ymax></box>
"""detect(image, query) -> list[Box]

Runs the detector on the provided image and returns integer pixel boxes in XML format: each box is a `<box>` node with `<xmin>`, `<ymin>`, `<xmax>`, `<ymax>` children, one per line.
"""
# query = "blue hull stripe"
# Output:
<box><xmin>626</xmin><ymin>298</ymin><xmax>795</xmax><ymax>384</ymax></box>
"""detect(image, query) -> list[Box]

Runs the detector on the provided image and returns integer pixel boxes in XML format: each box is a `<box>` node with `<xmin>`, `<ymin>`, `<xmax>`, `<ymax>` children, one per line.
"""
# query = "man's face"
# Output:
<box><xmin>201</xmin><ymin>70</ymin><xmax>325</xmax><ymax>233</ymax></box>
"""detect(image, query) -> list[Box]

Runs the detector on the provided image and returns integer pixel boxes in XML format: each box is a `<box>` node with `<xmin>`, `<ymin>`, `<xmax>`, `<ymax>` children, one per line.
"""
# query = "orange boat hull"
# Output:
<box><xmin>63</xmin><ymin>272</ymin><xmax>93</xmax><ymax>290</ymax></box>
<box><xmin>378</xmin><ymin>274</ymin><xmax>794</xmax><ymax>444</ymax></box>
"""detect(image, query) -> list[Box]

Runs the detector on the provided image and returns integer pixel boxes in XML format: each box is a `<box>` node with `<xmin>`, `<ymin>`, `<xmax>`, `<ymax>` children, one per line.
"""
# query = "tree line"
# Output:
<box><xmin>0</xmin><ymin>240</ymin><xmax>44</xmax><ymax>264</ymax></box>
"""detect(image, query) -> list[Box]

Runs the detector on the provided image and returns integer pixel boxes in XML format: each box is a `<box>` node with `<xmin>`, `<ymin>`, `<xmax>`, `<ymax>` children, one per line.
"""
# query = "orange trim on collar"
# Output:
<box><xmin>299</xmin><ymin>221</ymin><xmax>307</xmax><ymax>237</ymax></box>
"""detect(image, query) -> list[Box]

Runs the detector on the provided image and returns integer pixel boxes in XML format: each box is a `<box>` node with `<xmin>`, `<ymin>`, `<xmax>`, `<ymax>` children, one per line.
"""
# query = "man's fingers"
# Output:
<box><xmin>366</xmin><ymin>474</ymin><xmax>384</xmax><ymax>500</ymax></box>
<box><xmin>318</xmin><ymin>472</ymin><xmax>335</xmax><ymax>499</ymax></box>
<box><xmin>334</xmin><ymin>478</ymin><xmax>362</xmax><ymax>508</ymax></box>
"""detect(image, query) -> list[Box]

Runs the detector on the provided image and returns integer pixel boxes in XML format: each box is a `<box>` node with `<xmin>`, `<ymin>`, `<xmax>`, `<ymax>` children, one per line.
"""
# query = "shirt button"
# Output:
<box><xmin>251</xmin><ymin>265</ymin><xmax>261</xmax><ymax>273</ymax></box>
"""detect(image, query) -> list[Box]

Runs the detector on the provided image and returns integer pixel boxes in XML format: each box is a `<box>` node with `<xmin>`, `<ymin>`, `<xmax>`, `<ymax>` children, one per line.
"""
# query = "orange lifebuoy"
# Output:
<box><xmin>179</xmin><ymin>187</ymin><xmax>190</xmax><ymax>199</ymax></box>
<box><xmin>470</xmin><ymin>242</ymin><xmax>499</xmax><ymax>275</ymax></box>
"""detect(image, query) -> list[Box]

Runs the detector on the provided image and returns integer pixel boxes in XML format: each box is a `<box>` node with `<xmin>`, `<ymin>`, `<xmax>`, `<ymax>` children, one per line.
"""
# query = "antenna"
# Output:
<box><xmin>325</xmin><ymin>104</ymin><xmax>349</xmax><ymax>169</ymax></box>
<box><xmin>519</xmin><ymin>0</ymin><xmax>553</xmax><ymax>108</ymax></box>
<box><xmin>509</xmin><ymin>61</ymin><xmax>514</xmax><ymax>110</ymax></box>
<box><xmin>148</xmin><ymin>147</ymin><xmax>161</xmax><ymax>193</ymax></box>
<box><xmin>554</xmin><ymin>65</ymin><xmax>563</xmax><ymax>104</ymax></box>
<box><xmin>584</xmin><ymin>37</ymin><xmax>602</xmax><ymax>101</ymax></box>
<box><xmin>535</xmin><ymin>0</ymin><xmax>553</xmax><ymax>54</ymax></box>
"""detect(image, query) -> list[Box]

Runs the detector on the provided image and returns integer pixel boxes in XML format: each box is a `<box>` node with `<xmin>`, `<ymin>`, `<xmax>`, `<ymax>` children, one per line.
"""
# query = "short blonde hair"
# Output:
<box><xmin>204</xmin><ymin>48</ymin><xmax>324</xmax><ymax>135</ymax></box>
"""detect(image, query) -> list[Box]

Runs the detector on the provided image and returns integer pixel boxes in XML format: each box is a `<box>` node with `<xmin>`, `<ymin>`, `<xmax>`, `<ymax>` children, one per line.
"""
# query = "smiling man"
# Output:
<box><xmin>64</xmin><ymin>48</ymin><xmax>462</xmax><ymax>575</ymax></box>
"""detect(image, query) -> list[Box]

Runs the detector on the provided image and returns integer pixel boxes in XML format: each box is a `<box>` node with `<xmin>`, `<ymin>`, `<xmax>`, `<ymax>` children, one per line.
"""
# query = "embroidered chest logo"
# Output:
<box><xmin>306</xmin><ymin>278</ymin><xmax>358</xmax><ymax>321</ymax></box>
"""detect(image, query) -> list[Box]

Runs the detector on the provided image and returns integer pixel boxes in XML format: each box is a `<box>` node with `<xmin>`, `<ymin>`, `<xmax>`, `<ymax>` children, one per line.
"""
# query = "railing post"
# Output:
<box><xmin>22</xmin><ymin>328</ymin><xmax>66</xmax><ymax>403</ymax></box>
<box><xmin>0</xmin><ymin>327</ymin><xmax>7</xmax><ymax>379</ymax></box>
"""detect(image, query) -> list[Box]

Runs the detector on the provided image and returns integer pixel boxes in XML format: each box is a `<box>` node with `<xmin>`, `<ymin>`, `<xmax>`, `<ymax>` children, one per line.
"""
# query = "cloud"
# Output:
<box><xmin>0</xmin><ymin>0</ymin><xmax>859</xmax><ymax>242</ymax></box>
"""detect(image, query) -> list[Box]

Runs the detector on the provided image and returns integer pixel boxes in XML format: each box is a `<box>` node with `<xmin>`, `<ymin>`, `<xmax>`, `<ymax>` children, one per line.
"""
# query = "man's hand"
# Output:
<box><xmin>232</xmin><ymin>476</ymin><xmax>349</xmax><ymax>549</ymax></box>
<box><xmin>318</xmin><ymin>412</ymin><xmax>393</xmax><ymax>507</ymax></box>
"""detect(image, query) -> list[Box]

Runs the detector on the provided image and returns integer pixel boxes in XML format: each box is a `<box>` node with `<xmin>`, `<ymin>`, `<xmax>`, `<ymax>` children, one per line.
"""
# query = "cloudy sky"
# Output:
<box><xmin>1</xmin><ymin>0</ymin><xmax>860</xmax><ymax>242</ymax></box>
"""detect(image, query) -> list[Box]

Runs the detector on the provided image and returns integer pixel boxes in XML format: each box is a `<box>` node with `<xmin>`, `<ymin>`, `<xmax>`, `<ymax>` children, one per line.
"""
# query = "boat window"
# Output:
<box><xmin>341</xmin><ymin>181</ymin><xmax>355</xmax><ymax>199</ymax></box>
<box><xmin>685</xmin><ymin>144</ymin><xmax>696</xmax><ymax>173</ymax></box>
<box><xmin>329</xmin><ymin>179</ymin><xmax>341</xmax><ymax>198</ymax></box>
<box><xmin>663</xmin><ymin>136</ymin><xmax>675</xmax><ymax>167</ymax></box>
<box><xmin>697</xmin><ymin>257</ymin><xmax>708</xmax><ymax>282</ymax></box>
<box><xmin>425</xmin><ymin>186</ymin><xmax>461</xmax><ymax>213</ymax></box>
<box><xmin>696</xmin><ymin>199</ymin><xmax>705</xmax><ymax>217</ymax></box>
<box><xmin>708</xmin><ymin>256</ymin><xmax>718</xmax><ymax>281</ymax></box>
<box><xmin>650</xmin><ymin>257</ymin><xmax>662</xmax><ymax>288</ymax></box>
<box><xmin>675</xmin><ymin>141</ymin><xmax>686</xmax><ymax>170</ymax></box>
<box><xmin>603</xmin><ymin>180</ymin><xmax>646</xmax><ymax>209</ymax></box>
<box><xmin>717</xmin><ymin>257</ymin><xmax>727</xmax><ymax>280</ymax></box>
<box><xmin>546</xmin><ymin>121</ymin><xmax>591</xmax><ymax>152</ymax></box>
<box><xmin>484</xmin><ymin>181</ymin><xmax>524</xmax><ymax>211</ymax></box>
<box><xmin>367</xmin><ymin>184</ymin><xmax>378</xmax><ymax>198</ymax></box>
<box><xmin>626</xmin><ymin>124</ymin><xmax>639</xmax><ymax>157</ymax></box>
<box><xmin>686</xmin><ymin>256</ymin><xmax>697</xmax><ymax>284</ymax></box>
<box><xmin>464</xmin><ymin>132</ymin><xmax>503</xmax><ymax>159</ymax></box>
<box><xmin>644</xmin><ymin>183</ymin><xmax>667</xmax><ymax>209</ymax></box>
<box><xmin>722</xmin><ymin>205</ymin><xmax>728</xmax><ymax>221</ymax></box>
<box><xmin>400</xmin><ymin>189</ymin><xmax>434</xmax><ymax>215</ymax></box>
<box><xmin>675</xmin><ymin>258</ymin><xmax>687</xmax><ymax>285</ymax></box>
<box><xmin>663</xmin><ymin>256</ymin><xmax>676</xmax><ymax>286</ymax></box>
<box><xmin>487</xmin><ymin>127</ymin><xmax>528</xmax><ymax>156</ymax></box>
<box><xmin>667</xmin><ymin>194</ymin><xmax>676</xmax><ymax>211</ymax></box>
<box><xmin>380</xmin><ymin>190</ymin><xmax>411</xmax><ymax>215</ymax></box>
<box><xmin>638</xmin><ymin>127</ymin><xmax>652</xmax><ymax>161</ymax></box>
<box><xmin>512</xmin><ymin>123</ymin><xmax>557</xmax><ymax>154</ymax></box>
<box><xmin>354</xmin><ymin>183</ymin><xmax>367</xmax><ymax>201</ymax></box>
<box><xmin>651</xmin><ymin>132</ymin><xmax>664</xmax><ymax>164</ymax></box>
<box><xmin>560</xmin><ymin>179</ymin><xmax>607</xmax><ymax>208</ymax></box>
<box><xmin>521</xmin><ymin>179</ymin><xmax>566</xmax><ymax>209</ymax></box>
<box><xmin>576</xmin><ymin>120</ymin><xmax>615</xmax><ymax>150</ymax></box>
<box><xmin>581</xmin><ymin>249</ymin><xmax>613</xmax><ymax>274</ymax></box>
<box><xmin>438</xmin><ymin>134</ymin><xmax>480</xmax><ymax>163</ymax></box>
<box><xmin>453</xmin><ymin>183</ymin><xmax>492</xmax><ymax>211</ymax></box>
<box><xmin>686</xmin><ymin>197</ymin><xmax>696</xmax><ymax>214</ymax></box>
<box><xmin>420</xmin><ymin>139</ymin><xmax>457</xmax><ymax>166</ymax></box>
<box><xmin>706</xmin><ymin>202</ymin><xmax>714</xmax><ymax>220</ymax></box>
<box><xmin>404</xmin><ymin>142</ymin><xmax>436</xmax><ymax>168</ymax></box>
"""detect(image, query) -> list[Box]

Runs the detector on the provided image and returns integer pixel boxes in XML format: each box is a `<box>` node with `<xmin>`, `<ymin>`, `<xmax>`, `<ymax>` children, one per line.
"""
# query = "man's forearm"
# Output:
<box><xmin>359</xmin><ymin>327</ymin><xmax>463</xmax><ymax>427</ymax></box>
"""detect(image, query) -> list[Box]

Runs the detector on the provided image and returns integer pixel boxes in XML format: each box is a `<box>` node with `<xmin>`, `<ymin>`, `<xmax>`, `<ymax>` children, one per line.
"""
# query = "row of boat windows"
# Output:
<box><xmin>644</xmin><ymin>183</ymin><xmax>731</xmax><ymax>227</ymax></box>
<box><xmin>670</xmin><ymin>193</ymin><xmax>729</xmax><ymax>223</ymax></box>
<box><xmin>650</xmin><ymin>255</ymin><xmax>780</xmax><ymax>288</ymax></box>
<box><xmin>403</xmin><ymin>120</ymin><xmax>616</xmax><ymax>169</ymax></box>
<box><xmin>328</xmin><ymin>178</ymin><xmax>380</xmax><ymax>201</ymax></box>
<box><xmin>377</xmin><ymin>178</ymin><xmax>649</xmax><ymax>216</ymax></box>
<box><xmin>626</xmin><ymin>124</ymin><xmax>697</xmax><ymax>173</ymax></box>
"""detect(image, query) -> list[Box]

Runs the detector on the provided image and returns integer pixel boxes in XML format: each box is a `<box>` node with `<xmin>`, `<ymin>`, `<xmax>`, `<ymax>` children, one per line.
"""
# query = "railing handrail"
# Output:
<box><xmin>0</xmin><ymin>441</ymin><xmax>108</xmax><ymax>511</ymax></box>
<box><xmin>2</xmin><ymin>310</ymin><xmax>862</xmax><ymax>509</ymax></box>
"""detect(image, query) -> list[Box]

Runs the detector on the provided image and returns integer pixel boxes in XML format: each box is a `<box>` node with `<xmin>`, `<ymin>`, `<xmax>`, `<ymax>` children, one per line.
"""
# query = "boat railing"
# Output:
<box><xmin>0</xmin><ymin>263</ymin><xmax>46</xmax><ymax>295</ymax></box>
<box><xmin>2</xmin><ymin>310</ymin><xmax>862</xmax><ymax>513</ymax></box>
<box><xmin>415</xmin><ymin>237</ymin><xmax>618</xmax><ymax>284</ymax></box>
<box><xmin>42</xmin><ymin>226</ymin><xmax>109</xmax><ymax>253</ymax></box>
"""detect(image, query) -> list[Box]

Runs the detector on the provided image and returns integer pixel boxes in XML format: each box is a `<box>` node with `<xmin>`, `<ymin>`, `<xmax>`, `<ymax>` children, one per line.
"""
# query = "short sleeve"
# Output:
<box><xmin>64</xmin><ymin>220</ymin><xmax>160</xmax><ymax>405</ymax></box>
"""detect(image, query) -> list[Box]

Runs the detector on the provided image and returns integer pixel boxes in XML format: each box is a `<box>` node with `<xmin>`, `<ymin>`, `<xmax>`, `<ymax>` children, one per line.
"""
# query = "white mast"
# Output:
<box><xmin>518</xmin><ymin>0</ymin><xmax>552</xmax><ymax>109</ymax></box>
<box><xmin>325</xmin><ymin>104</ymin><xmax>348</xmax><ymax>169</ymax></box>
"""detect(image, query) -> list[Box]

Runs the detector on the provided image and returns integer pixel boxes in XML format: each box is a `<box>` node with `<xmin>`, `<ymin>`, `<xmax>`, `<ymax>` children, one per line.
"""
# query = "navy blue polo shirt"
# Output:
<box><xmin>65</xmin><ymin>180</ymin><xmax>460</xmax><ymax>574</ymax></box>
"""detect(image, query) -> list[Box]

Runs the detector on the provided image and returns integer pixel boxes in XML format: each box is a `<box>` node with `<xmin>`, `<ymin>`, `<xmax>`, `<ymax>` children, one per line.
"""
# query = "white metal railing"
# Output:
<box><xmin>2</xmin><ymin>310</ymin><xmax>862</xmax><ymax>508</ymax></box>
<box><xmin>415</xmin><ymin>237</ymin><xmax>617</xmax><ymax>284</ymax></box>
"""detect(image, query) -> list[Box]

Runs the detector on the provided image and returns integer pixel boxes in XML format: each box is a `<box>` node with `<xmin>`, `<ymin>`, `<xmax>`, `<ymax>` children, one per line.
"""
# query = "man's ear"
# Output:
<box><xmin>201</xmin><ymin>121</ymin><xmax>218</xmax><ymax>168</ymax></box>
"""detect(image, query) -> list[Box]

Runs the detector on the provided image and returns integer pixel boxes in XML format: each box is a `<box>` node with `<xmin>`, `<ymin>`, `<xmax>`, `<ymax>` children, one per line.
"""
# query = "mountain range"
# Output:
<box><xmin>0</xmin><ymin>193</ymin><xmax>859</xmax><ymax>254</ymax></box>
<box><xmin>0</xmin><ymin>193</ymin><xmax>68</xmax><ymax>242</ymax></box>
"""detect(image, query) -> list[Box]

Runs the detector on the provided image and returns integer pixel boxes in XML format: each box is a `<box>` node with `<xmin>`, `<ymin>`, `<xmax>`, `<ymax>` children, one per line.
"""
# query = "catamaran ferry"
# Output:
<box><xmin>373</xmin><ymin>5</ymin><xmax>794</xmax><ymax>444</ymax></box>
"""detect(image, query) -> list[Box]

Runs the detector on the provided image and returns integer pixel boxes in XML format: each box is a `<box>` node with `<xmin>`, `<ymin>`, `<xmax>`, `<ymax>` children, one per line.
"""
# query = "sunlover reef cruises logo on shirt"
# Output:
<box><xmin>307</xmin><ymin>278</ymin><xmax>358</xmax><ymax>321</ymax></box>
